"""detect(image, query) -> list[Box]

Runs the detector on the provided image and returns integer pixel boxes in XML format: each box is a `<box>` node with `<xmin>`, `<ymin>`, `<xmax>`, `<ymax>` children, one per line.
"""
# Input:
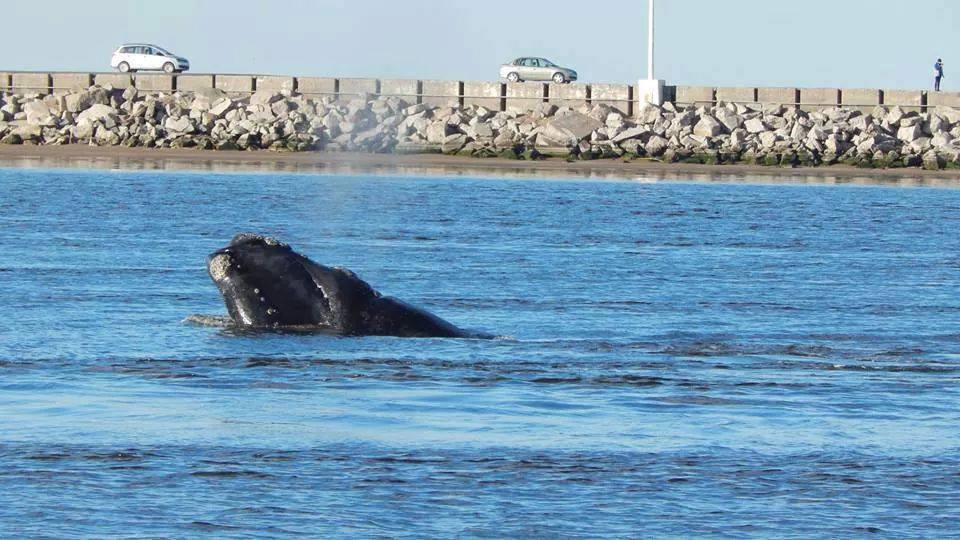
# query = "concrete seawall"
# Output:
<box><xmin>4</xmin><ymin>71</ymin><xmax>957</xmax><ymax>117</ymax></box>
<box><xmin>4</xmin><ymin>70</ymin><xmax>960</xmax><ymax>171</ymax></box>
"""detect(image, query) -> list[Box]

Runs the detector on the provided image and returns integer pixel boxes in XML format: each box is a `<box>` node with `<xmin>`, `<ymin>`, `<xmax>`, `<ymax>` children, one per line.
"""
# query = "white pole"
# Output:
<box><xmin>647</xmin><ymin>0</ymin><xmax>655</xmax><ymax>80</ymax></box>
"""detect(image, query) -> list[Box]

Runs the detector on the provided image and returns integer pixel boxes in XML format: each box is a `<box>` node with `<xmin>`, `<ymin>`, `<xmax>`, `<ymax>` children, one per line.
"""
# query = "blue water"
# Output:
<box><xmin>1</xmin><ymin>167</ymin><xmax>959</xmax><ymax>538</ymax></box>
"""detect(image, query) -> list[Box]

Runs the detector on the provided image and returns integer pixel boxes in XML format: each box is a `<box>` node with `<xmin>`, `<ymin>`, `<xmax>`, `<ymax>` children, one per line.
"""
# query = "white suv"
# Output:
<box><xmin>110</xmin><ymin>44</ymin><xmax>190</xmax><ymax>74</ymax></box>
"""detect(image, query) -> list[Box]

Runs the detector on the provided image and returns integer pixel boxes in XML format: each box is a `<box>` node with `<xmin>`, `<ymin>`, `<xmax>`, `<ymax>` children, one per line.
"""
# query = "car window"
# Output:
<box><xmin>542</xmin><ymin>59</ymin><xmax>555</xmax><ymax>67</ymax></box>
<box><xmin>120</xmin><ymin>46</ymin><xmax>132</xmax><ymax>54</ymax></box>
<box><xmin>523</xmin><ymin>58</ymin><xmax>536</xmax><ymax>67</ymax></box>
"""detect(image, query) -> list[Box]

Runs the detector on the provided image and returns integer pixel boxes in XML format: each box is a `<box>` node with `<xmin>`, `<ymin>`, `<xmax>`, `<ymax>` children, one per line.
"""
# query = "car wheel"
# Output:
<box><xmin>118</xmin><ymin>62</ymin><xmax>130</xmax><ymax>73</ymax></box>
<box><xmin>552</xmin><ymin>72</ymin><xmax>566</xmax><ymax>84</ymax></box>
<box><xmin>507</xmin><ymin>72</ymin><xmax>520</xmax><ymax>83</ymax></box>
<box><xmin>163</xmin><ymin>62</ymin><xmax>175</xmax><ymax>74</ymax></box>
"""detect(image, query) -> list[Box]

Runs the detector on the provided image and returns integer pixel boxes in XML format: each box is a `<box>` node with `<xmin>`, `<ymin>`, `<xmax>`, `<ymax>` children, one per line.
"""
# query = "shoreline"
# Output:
<box><xmin>2</xmin><ymin>145</ymin><xmax>960</xmax><ymax>186</ymax></box>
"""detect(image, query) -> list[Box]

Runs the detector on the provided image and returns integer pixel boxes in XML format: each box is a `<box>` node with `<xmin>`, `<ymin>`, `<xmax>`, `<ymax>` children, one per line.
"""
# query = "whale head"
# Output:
<box><xmin>206</xmin><ymin>233</ymin><xmax>358</xmax><ymax>329</ymax></box>
<box><xmin>205</xmin><ymin>233</ymin><xmax>477</xmax><ymax>338</ymax></box>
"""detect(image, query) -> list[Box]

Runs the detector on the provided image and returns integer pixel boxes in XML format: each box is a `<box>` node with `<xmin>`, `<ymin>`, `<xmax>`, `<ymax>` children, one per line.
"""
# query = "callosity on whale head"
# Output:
<box><xmin>206</xmin><ymin>233</ymin><xmax>480</xmax><ymax>338</ymax></box>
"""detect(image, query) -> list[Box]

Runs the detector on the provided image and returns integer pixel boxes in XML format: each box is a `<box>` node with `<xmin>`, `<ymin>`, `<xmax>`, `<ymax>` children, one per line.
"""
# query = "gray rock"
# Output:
<box><xmin>759</xmin><ymin>131</ymin><xmax>778</xmax><ymax>149</ymax></box>
<box><xmin>249</xmin><ymin>90</ymin><xmax>282</xmax><ymax>106</ymax></box>
<box><xmin>191</xmin><ymin>88</ymin><xmax>228</xmax><ymax>112</ymax></box>
<box><xmin>534</xmin><ymin>102</ymin><xmax>558</xmax><ymax>118</ymax></box>
<box><xmin>441</xmin><ymin>133</ymin><xmax>467</xmax><ymax>153</ymax></box>
<box><xmin>745</xmin><ymin>118</ymin><xmax>768</xmax><ymax>134</ymax></box>
<box><xmin>693</xmin><ymin>115</ymin><xmax>723</xmax><ymax>137</ymax></box>
<box><xmin>493</xmin><ymin>128</ymin><xmax>517</xmax><ymax>148</ymax></box>
<box><xmin>164</xmin><ymin>116</ymin><xmax>194</xmax><ymax>134</ymax></box>
<box><xmin>469</xmin><ymin>123</ymin><xmax>494</xmax><ymax>139</ymax></box>
<box><xmin>897</xmin><ymin>124</ymin><xmax>922</xmax><ymax>143</ymax></box>
<box><xmin>612</xmin><ymin>126</ymin><xmax>648</xmax><ymax>143</ymax></box>
<box><xmin>644</xmin><ymin>134</ymin><xmax>669</xmax><ymax>157</ymax></box>
<box><xmin>715</xmin><ymin>108</ymin><xmax>742</xmax><ymax>132</ymax></box>
<box><xmin>426</xmin><ymin>120</ymin><xmax>458</xmax><ymax>143</ymax></box>
<box><xmin>887</xmin><ymin>106</ymin><xmax>905</xmax><ymax>126</ymax></box>
<box><xmin>76</xmin><ymin>104</ymin><xmax>118</xmax><ymax>124</ymax></box>
<box><xmin>605</xmin><ymin>112</ymin><xmax>624</xmax><ymax>129</ymax></box>
<box><xmin>65</xmin><ymin>92</ymin><xmax>95</xmax><ymax>113</ymax></box>
<box><xmin>931</xmin><ymin>133</ymin><xmax>954</xmax><ymax>148</ymax></box>
<box><xmin>539</xmin><ymin>112</ymin><xmax>603</xmax><ymax>145</ymax></box>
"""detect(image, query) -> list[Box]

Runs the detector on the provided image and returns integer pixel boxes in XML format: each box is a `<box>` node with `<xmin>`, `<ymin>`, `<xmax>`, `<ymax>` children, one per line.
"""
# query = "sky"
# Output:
<box><xmin>3</xmin><ymin>0</ymin><xmax>958</xmax><ymax>90</ymax></box>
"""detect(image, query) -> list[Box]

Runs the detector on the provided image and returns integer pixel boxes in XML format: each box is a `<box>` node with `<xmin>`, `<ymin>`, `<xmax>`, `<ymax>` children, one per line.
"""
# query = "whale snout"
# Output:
<box><xmin>207</xmin><ymin>251</ymin><xmax>234</xmax><ymax>283</ymax></box>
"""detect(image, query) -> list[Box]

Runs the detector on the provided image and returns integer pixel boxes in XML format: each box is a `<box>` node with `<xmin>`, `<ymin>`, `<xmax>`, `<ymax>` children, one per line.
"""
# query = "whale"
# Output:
<box><xmin>195</xmin><ymin>233</ymin><xmax>484</xmax><ymax>338</ymax></box>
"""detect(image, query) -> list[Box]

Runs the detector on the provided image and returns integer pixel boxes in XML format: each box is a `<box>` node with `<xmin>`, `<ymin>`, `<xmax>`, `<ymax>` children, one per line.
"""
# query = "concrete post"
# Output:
<box><xmin>636</xmin><ymin>0</ymin><xmax>664</xmax><ymax>107</ymax></box>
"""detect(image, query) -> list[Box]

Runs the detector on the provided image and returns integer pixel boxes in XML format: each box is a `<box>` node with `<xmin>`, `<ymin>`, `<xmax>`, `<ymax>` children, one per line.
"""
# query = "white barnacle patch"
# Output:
<box><xmin>208</xmin><ymin>254</ymin><xmax>232</xmax><ymax>282</ymax></box>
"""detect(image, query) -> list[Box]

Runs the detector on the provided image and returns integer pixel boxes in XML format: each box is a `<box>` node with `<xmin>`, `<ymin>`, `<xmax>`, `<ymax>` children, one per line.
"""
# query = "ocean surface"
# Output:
<box><xmin>1</xmin><ymin>167</ymin><xmax>958</xmax><ymax>538</ymax></box>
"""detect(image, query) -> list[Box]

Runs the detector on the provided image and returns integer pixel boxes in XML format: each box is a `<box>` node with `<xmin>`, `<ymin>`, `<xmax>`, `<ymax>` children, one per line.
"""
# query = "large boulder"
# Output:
<box><xmin>77</xmin><ymin>104</ymin><xmax>119</xmax><ymax>124</ymax></box>
<box><xmin>249</xmin><ymin>90</ymin><xmax>282</xmax><ymax>106</ymax></box>
<box><xmin>644</xmin><ymin>134</ymin><xmax>669</xmax><ymax>157</ymax></box>
<box><xmin>191</xmin><ymin>88</ymin><xmax>228</xmax><ymax>112</ymax></box>
<box><xmin>23</xmin><ymin>101</ymin><xmax>55</xmax><ymax>126</ymax></box>
<box><xmin>441</xmin><ymin>133</ymin><xmax>468</xmax><ymax>153</ymax></box>
<box><xmin>425</xmin><ymin>120</ymin><xmax>458</xmax><ymax>144</ymax></box>
<box><xmin>715</xmin><ymin>108</ymin><xmax>742</xmax><ymax>132</ymax></box>
<box><xmin>759</xmin><ymin>131</ymin><xmax>778</xmax><ymax>149</ymax></box>
<box><xmin>611</xmin><ymin>126</ymin><xmax>648</xmax><ymax>143</ymax></box>
<box><xmin>745</xmin><ymin>118</ymin><xmax>768</xmax><ymax>134</ymax></box>
<box><xmin>164</xmin><ymin>116</ymin><xmax>194</xmax><ymax>134</ymax></box>
<box><xmin>65</xmin><ymin>91</ymin><xmax>96</xmax><ymax>113</ymax></box>
<box><xmin>539</xmin><ymin>112</ymin><xmax>603</xmax><ymax>146</ymax></box>
<box><xmin>897</xmin><ymin>124</ymin><xmax>922</xmax><ymax>143</ymax></box>
<box><xmin>693</xmin><ymin>114</ymin><xmax>723</xmax><ymax>137</ymax></box>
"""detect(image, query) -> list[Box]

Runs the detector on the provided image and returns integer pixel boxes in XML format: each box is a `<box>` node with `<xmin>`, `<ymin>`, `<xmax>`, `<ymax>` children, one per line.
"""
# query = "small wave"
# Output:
<box><xmin>190</xmin><ymin>470</ymin><xmax>274</xmax><ymax>479</ymax></box>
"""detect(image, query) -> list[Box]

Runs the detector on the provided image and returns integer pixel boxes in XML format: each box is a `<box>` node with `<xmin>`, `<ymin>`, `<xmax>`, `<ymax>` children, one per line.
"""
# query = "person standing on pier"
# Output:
<box><xmin>934</xmin><ymin>58</ymin><xmax>945</xmax><ymax>91</ymax></box>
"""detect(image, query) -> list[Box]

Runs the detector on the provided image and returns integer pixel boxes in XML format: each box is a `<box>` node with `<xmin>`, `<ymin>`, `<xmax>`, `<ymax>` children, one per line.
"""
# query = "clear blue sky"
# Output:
<box><xmin>3</xmin><ymin>0</ymin><xmax>957</xmax><ymax>90</ymax></box>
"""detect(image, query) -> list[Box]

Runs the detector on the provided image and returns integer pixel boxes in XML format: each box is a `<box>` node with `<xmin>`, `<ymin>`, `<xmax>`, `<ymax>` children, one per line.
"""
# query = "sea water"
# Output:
<box><xmin>0</xmin><ymin>168</ymin><xmax>958</xmax><ymax>538</ymax></box>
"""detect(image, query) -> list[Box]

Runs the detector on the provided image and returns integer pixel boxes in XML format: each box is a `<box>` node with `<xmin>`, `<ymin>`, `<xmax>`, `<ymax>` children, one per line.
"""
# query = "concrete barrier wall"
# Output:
<box><xmin>12</xmin><ymin>72</ymin><xmax>51</xmax><ymax>94</ymax></box>
<box><xmin>591</xmin><ymin>83</ymin><xmax>632</xmax><ymax>115</ymax></box>
<box><xmin>297</xmin><ymin>77</ymin><xmax>336</xmax><ymax>97</ymax></box>
<box><xmin>380</xmin><ymin>79</ymin><xmax>420</xmax><ymax>102</ymax></box>
<box><xmin>463</xmin><ymin>81</ymin><xmax>502</xmax><ymax>110</ymax></box>
<box><xmin>676</xmin><ymin>86</ymin><xmax>714</xmax><ymax>105</ymax></box>
<box><xmin>716</xmin><ymin>87</ymin><xmax>756</xmax><ymax>103</ymax></box>
<box><xmin>177</xmin><ymin>74</ymin><xmax>215</xmax><ymax>92</ymax></box>
<box><xmin>800</xmin><ymin>88</ymin><xmax>840</xmax><ymax>111</ymax></box>
<box><xmin>421</xmin><ymin>80</ymin><xmax>461</xmax><ymax>108</ymax></box>
<box><xmin>1</xmin><ymin>72</ymin><xmax>954</xmax><ymax>114</ymax></box>
<box><xmin>338</xmin><ymin>78</ymin><xmax>378</xmax><ymax>98</ymax></box>
<box><xmin>216</xmin><ymin>75</ymin><xmax>254</xmax><ymax>93</ymax></box>
<box><xmin>256</xmin><ymin>75</ymin><xmax>294</xmax><ymax>93</ymax></box>
<box><xmin>883</xmin><ymin>90</ymin><xmax>924</xmax><ymax>112</ymax></box>
<box><xmin>928</xmin><ymin>91</ymin><xmax>960</xmax><ymax>109</ymax></box>
<box><xmin>758</xmin><ymin>87</ymin><xmax>798</xmax><ymax>107</ymax></box>
<box><xmin>93</xmin><ymin>73</ymin><xmax>133</xmax><ymax>88</ymax></box>
<box><xmin>506</xmin><ymin>82</ymin><xmax>545</xmax><ymax>112</ymax></box>
<box><xmin>548</xmin><ymin>82</ymin><xmax>589</xmax><ymax>108</ymax></box>
<box><xmin>841</xmin><ymin>89</ymin><xmax>882</xmax><ymax>113</ymax></box>
<box><xmin>52</xmin><ymin>73</ymin><xmax>92</xmax><ymax>94</ymax></box>
<box><xmin>135</xmin><ymin>74</ymin><xmax>174</xmax><ymax>92</ymax></box>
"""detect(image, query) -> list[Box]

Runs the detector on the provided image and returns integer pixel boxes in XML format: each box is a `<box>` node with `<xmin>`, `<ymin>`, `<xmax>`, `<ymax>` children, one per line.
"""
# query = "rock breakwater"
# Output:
<box><xmin>2</xmin><ymin>85</ymin><xmax>960</xmax><ymax>169</ymax></box>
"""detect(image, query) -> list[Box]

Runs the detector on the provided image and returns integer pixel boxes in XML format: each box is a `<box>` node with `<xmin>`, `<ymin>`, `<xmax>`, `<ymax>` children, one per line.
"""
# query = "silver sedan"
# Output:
<box><xmin>499</xmin><ymin>58</ymin><xmax>578</xmax><ymax>84</ymax></box>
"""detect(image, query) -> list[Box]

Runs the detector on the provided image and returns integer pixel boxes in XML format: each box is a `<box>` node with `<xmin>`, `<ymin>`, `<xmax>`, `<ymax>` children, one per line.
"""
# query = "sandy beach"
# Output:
<box><xmin>2</xmin><ymin>145</ymin><xmax>960</xmax><ymax>186</ymax></box>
